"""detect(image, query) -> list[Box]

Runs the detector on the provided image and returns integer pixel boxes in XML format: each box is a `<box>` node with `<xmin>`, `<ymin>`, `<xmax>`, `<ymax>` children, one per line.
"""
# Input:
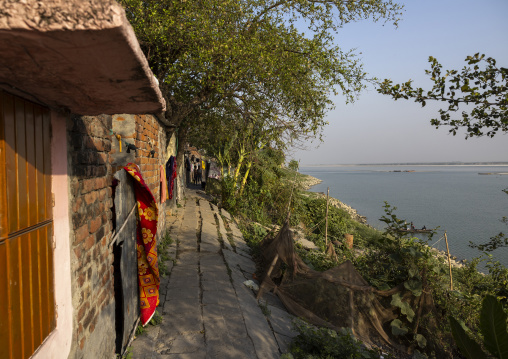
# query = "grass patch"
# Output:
<box><xmin>158</xmin><ymin>230</ymin><xmax>176</xmax><ymax>277</ymax></box>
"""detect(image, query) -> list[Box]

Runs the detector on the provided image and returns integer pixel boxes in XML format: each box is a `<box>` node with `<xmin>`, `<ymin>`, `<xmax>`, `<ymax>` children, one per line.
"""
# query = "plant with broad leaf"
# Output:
<box><xmin>449</xmin><ymin>295</ymin><xmax>508</xmax><ymax>359</ymax></box>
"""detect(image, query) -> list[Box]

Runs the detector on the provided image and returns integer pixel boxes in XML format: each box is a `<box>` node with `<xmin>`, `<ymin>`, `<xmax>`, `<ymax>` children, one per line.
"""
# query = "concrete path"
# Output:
<box><xmin>130</xmin><ymin>189</ymin><xmax>297</xmax><ymax>358</ymax></box>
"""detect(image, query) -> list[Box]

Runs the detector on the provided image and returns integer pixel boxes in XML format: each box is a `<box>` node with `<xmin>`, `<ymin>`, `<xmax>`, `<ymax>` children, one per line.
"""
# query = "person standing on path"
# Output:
<box><xmin>195</xmin><ymin>158</ymin><xmax>202</xmax><ymax>185</ymax></box>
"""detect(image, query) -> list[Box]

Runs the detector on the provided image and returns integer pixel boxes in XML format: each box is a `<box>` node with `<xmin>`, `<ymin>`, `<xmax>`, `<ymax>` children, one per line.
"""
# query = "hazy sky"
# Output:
<box><xmin>292</xmin><ymin>0</ymin><xmax>508</xmax><ymax>165</ymax></box>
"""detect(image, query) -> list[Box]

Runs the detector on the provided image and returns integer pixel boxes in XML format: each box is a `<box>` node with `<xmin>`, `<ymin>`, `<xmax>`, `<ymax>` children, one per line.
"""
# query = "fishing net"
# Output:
<box><xmin>258</xmin><ymin>221</ymin><xmax>438</xmax><ymax>352</ymax></box>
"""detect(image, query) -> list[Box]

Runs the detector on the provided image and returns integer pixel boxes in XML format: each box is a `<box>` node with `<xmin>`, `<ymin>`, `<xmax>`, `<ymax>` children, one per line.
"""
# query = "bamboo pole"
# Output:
<box><xmin>444</xmin><ymin>232</ymin><xmax>453</xmax><ymax>290</ymax></box>
<box><xmin>325</xmin><ymin>187</ymin><xmax>329</xmax><ymax>246</ymax></box>
<box><xmin>256</xmin><ymin>254</ymin><xmax>279</xmax><ymax>300</ymax></box>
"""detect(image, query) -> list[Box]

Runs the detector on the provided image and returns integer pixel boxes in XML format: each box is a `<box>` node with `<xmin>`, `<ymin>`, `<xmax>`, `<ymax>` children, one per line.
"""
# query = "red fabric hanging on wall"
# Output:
<box><xmin>123</xmin><ymin>163</ymin><xmax>160</xmax><ymax>326</ymax></box>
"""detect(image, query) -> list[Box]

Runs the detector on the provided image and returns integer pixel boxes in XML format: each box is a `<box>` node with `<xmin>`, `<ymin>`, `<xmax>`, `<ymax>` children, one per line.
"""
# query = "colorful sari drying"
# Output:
<box><xmin>123</xmin><ymin>163</ymin><xmax>160</xmax><ymax>326</ymax></box>
<box><xmin>166</xmin><ymin>156</ymin><xmax>177</xmax><ymax>199</ymax></box>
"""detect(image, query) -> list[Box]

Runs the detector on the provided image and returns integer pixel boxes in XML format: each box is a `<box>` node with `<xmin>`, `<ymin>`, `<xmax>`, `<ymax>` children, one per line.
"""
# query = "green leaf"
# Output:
<box><xmin>449</xmin><ymin>316</ymin><xmax>489</xmax><ymax>359</ymax></box>
<box><xmin>391</xmin><ymin>293</ymin><xmax>415</xmax><ymax>322</ymax></box>
<box><xmin>415</xmin><ymin>334</ymin><xmax>427</xmax><ymax>348</ymax></box>
<box><xmin>391</xmin><ymin>319</ymin><xmax>408</xmax><ymax>336</ymax></box>
<box><xmin>404</xmin><ymin>279</ymin><xmax>423</xmax><ymax>297</ymax></box>
<box><xmin>480</xmin><ymin>295</ymin><xmax>508</xmax><ymax>359</ymax></box>
<box><xmin>408</xmin><ymin>264</ymin><xmax>419</xmax><ymax>278</ymax></box>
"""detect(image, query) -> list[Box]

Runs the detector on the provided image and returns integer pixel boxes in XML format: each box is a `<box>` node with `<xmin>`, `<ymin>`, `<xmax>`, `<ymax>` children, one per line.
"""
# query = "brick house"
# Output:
<box><xmin>0</xmin><ymin>1</ymin><xmax>181</xmax><ymax>358</ymax></box>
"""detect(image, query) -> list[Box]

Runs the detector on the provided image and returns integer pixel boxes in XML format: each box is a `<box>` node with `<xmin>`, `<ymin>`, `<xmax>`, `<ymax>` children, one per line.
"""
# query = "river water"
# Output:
<box><xmin>300</xmin><ymin>165</ymin><xmax>508</xmax><ymax>267</ymax></box>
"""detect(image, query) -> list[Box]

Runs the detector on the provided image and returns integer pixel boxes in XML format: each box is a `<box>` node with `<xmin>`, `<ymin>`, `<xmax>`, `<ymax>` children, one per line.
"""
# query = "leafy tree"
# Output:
<box><xmin>377</xmin><ymin>54</ymin><xmax>508</xmax><ymax>138</ymax></box>
<box><xmin>120</xmin><ymin>0</ymin><xmax>404</xmax><ymax>135</ymax></box>
<box><xmin>288</xmin><ymin>159</ymin><xmax>299</xmax><ymax>171</ymax></box>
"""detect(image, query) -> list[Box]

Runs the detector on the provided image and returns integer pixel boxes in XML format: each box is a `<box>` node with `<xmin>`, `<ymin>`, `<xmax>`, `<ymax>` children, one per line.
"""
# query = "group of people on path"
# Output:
<box><xmin>185</xmin><ymin>154</ymin><xmax>209</xmax><ymax>190</ymax></box>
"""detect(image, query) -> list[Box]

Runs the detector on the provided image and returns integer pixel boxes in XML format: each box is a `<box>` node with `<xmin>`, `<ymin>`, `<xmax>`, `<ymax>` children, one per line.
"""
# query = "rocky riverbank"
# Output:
<box><xmin>299</xmin><ymin>173</ymin><xmax>322</xmax><ymax>189</ymax></box>
<box><xmin>299</xmin><ymin>173</ymin><xmax>367</xmax><ymax>224</ymax></box>
<box><xmin>298</xmin><ymin>173</ymin><xmax>465</xmax><ymax>268</ymax></box>
<box><xmin>313</xmin><ymin>193</ymin><xmax>368</xmax><ymax>224</ymax></box>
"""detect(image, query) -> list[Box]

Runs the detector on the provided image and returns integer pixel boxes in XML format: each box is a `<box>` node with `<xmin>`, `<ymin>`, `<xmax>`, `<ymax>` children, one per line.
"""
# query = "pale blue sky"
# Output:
<box><xmin>293</xmin><ymin>0</ymin><xmax>508</xmax><ymax>165</ymax></box>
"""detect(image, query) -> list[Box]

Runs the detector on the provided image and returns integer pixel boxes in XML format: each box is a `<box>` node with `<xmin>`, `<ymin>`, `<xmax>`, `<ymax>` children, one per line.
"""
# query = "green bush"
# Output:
<box><xmin>288</xmin><ymin>320</ymin><xmax>388</xmax><ymax>359</ymax></box>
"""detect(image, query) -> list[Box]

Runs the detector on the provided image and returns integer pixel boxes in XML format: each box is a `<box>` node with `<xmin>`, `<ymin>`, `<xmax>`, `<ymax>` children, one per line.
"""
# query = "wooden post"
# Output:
<box><xmin>325</xmin><ymin>187</ymin><xmax>329</xmax><ymax>246</ymax></box>
<box><xmin>256</xmin><ymin>254</ymin><xmax>279</xmax><ymax>300</ymax></box>
<box><xmin>444</xmin><ymin>232</ymin><xmax>453</xmax><ymax>291</ymax></box>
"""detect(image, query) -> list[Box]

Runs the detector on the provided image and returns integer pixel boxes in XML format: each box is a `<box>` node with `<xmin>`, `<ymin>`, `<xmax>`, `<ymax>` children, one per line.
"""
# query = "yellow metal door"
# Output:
<box><xmin>0</xmin><ymin>91</ymin><xmax>55</xmax><ymax>359</ymax></box>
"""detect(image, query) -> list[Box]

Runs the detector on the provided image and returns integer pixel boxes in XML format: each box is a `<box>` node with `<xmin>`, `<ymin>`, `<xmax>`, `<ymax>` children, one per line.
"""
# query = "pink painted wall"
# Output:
<box><xmin>32</xmin><ymin>111</ymin><xmax>72</xmax><ymax>359</ymax></box>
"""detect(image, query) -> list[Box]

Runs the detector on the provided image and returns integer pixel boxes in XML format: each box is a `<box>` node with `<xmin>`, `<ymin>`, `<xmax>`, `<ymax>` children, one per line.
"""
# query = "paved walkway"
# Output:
<box><xmin>130</xmin><ymin>189</ymin><xmax>297</xmax><ymax>358</ymax></box>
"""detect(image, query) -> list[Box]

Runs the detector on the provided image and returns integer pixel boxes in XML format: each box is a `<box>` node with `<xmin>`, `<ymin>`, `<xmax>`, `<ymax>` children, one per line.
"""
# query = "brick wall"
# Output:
<box><xmin>67</xmin><ymin>113</ymin><xmax>175</xmax><ymax>358</ymax></box>
<box><xmin>111</xmin><ymin>113</ymin><xmax>176</xmax><ymax>235</ymax></box>
<box><xmin>67</xmin><ymin>114</ymin><xmax>116</xmax><ymax>358</ymax></box>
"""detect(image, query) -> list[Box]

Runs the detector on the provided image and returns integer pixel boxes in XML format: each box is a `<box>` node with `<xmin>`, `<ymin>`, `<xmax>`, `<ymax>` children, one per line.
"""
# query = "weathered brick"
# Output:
<box><xmin>78</xmin><ymin>272</ymin><xmax>86</xmax><ymax>287</ymax></box>
<box><xmin>105</xmin><ymin>198</ymin><xmax>113</xmax><ymax>208</ymax></box>
<box><xmin>102</xmin><ymin>272</ymin><xmax>110</xmax><ymax>286</ymax></box>
<box><xmin>84</xmin><ymin>136</ymin><xmax>95</xmax><ymax>150</ymax></box>
<box><xmin>74</xmin><ymin>245</ymin><xmax>82</xmax><ymax>259</ymax></box>
<box><xmin>89</xmin><ymin>217</ymin><xmax>101</xmax><ymax>234</ymax></box>
<box><xmin>90</xmin><ymin>122</ymin><xmax>102</xmax><ymax>137</ymax></box>
<box><xmin>75</xmin><ymin>224</ymin><xmax>89</xmax><ymax>245</ymax></box>
<box><xmin>93</xmin><ymin>177</ymin><xmax>104</xmax><ymax>190</ymax></box>
<box><xmin>101</xmin><ymin>213</ymin><xmax>108</xmax><ymax>226</ymax></box>
<box><xmin>72</xmin><ymin>197</ymin><xmax>82</xmax><ymax>214</ymax></box>
<box><xmin>84</xmin><ymin>191</ymin><xmax>97</xmax><ymax>205</ymax></box>
<box><xmin>98</xmin><ymin>152</ymin><xmax>108</xmax><ymax>164</ymax></box>
<box><xmin>98</xmin><ymin>290</ymin><xmax>107</xmax><ymax>306</ymax></box>
<box><xmin>96</xmin><ymin>226</ymin><xmax>105</xmax><ymax>243</ymax></box>
<box><xmin>98</xmin><ymin>188</ymin><xmax>107</xmax><ymax>201</ymax></box>
<box><xmin>77</xmin><ymin>302</ymin><xmax>89</xmax><ymax>322</ymax></box>
<box><xmin>103</xmin><ymin>140</ymin><xmax>111</xmax><ymax>152</ymax></box>
<box><xmin>96</xmin><ymin>202</ymin><xmax>105</xmax><ymax>216</ymax></box>
<box><xmin>73</xmin><ymin>211</ymin><xmax>90</xmax><ymax>230</ymax></box>
<box><xmin>82</xmin><ymin>179</ymin><xmax>95</xmax><ymax>194</ymax></box>
<box><xmin>83</xmin><ymin>306</ymin><xmax>96</xmax><ymax>330</ymax></box>
<box><xmin>99</xmin><ymin>114</ymin><xmax>112</xmax><ymax>129</ymax></box>
<box><xmin>95</xmin><ymin>166</ymin><xmax>106</xmax><ymax>177</ymax></box>
<box><xmin>84</xmin><ymin>235</ymin><xmax>95</xmax><ymax>251</ymax></box>
<box><xmin>92</xmin><ymin>137</ymin><xmax>104</xmax><ymax>151</ymax></box>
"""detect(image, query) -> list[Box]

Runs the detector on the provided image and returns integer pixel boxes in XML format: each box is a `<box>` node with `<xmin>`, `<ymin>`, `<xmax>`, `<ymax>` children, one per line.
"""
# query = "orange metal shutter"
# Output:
<box><xmin>0</xmin><ymin>91</ymin><xmax>56</xmax><ymax>359</ymax></box>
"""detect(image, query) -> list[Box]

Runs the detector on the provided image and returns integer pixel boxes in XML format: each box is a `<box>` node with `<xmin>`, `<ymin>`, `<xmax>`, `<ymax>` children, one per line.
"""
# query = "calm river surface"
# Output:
<box><xmin>300</xmin><ymin>165</ymin><xmax>508</xmax><ymax>267</ymax></box>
